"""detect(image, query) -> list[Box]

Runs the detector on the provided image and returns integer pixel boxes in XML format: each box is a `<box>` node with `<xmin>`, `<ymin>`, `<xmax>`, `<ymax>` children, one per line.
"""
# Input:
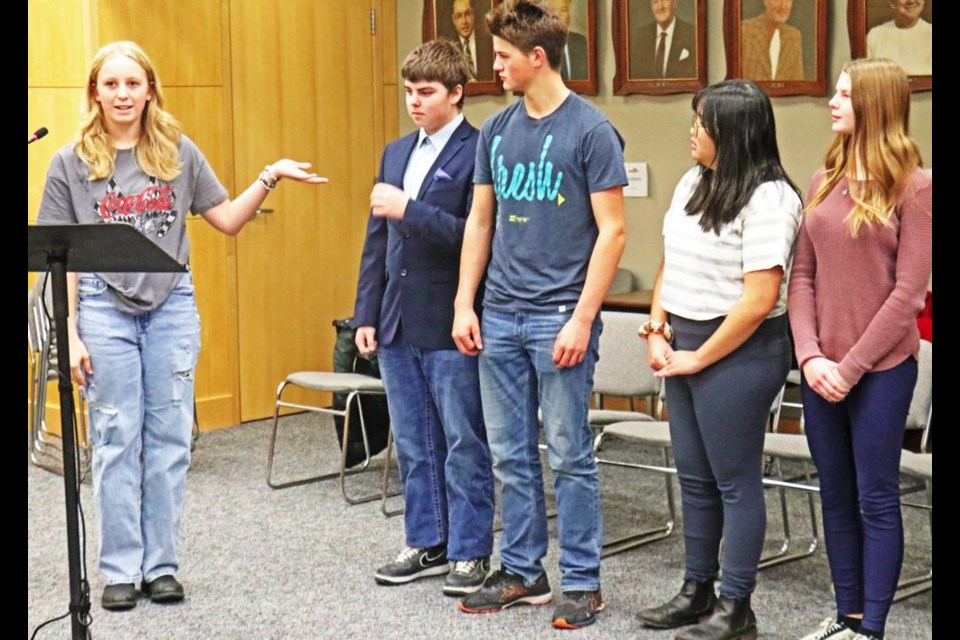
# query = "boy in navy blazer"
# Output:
<box><xmin>352</xmin><ymin>39</ymin><xmax>494</xmax><ymax>596</ymax></box>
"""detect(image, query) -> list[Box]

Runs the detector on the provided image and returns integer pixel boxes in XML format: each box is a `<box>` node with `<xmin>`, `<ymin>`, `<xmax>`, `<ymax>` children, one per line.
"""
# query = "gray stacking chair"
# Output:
<box><xmin>590</xmin><ymin>310</ymin><xmax>660</xmax><ymax>426</ymax></box>
<box><xmin>894</xmin><ymin>341</ymin><xmax>933</xmax><ymax>602</ymax></box>
<box><xmin>758</xmin><ymin>385</ymin><xmax>821</xmax><ymax>569</ymax></box>
<box><xmin>265</xmin><ymin>370</ymin><xmax>397</xmax><ymax>506</ymax></box>
<box><xmin>607</xmin><ymin>267</ymin><xmax>636</xmax><ymax>295</ymax></box>
<box><xmin>593</xmin><ymin>382</ymin><xmax>675</xmax><ymax>558</ymax></box>
<box><xmin>591</xmin><ymin>313</ymin><xmax>675</xmax><ymax>558</ymax></box>
<box><xmin>27</xmin><ymin>275</ymin><xmax>91</xmax><ymax>479</ymax></box>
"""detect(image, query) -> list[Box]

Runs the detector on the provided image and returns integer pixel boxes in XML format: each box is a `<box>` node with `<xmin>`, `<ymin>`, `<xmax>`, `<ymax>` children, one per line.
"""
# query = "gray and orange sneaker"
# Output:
<box><xmin>457</xmin><ymin>569</ymin><xmax>552</xmax><ymax>613</ymax></box>
<box><xmin>552</xmin><ymin>588</ymin><xmax>605</xmax><ymax>629</ymax></box>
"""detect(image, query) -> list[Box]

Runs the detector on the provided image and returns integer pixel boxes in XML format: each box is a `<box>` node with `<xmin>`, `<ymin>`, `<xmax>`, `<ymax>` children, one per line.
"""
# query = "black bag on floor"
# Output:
<box><xmin>332</xmin><ymin>318</ymin><xmax>390</xmax><ymax>468</ymax></box>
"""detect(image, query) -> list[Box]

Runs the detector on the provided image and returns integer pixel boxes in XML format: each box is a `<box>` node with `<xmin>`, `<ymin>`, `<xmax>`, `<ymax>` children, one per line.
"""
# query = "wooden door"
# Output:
<box><xmin>230</xmin><ymin>0</ymin><xmax>390</xmax><ymax>421</ymax></box>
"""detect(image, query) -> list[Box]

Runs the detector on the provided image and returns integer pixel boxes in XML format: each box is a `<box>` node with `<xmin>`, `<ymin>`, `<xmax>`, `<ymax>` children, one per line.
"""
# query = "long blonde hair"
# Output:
<box><xmin>806</xmin><ymin>58</ymin><xmax>923</xmax><ymax>236</ymax></box>
<box><xmin>75</xmin><ymin>41</ymin><xmax>183</xmax><ymax>181</ymax></box>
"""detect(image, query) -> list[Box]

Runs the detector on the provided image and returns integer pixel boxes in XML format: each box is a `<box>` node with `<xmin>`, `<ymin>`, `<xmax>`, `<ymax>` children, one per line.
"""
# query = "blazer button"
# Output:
<box><xmin>404</xmin><ymin>232</ymin><xmax>411</xmax><ymax>238</ymax></box>
<box><xmin>400</xmin><ymin>269</ymin><xmax>408</xmax><ymax>277</ymax></box>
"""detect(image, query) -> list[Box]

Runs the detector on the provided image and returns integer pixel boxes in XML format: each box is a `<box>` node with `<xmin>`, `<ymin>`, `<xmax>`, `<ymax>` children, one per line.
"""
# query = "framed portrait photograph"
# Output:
<box><xmin>723</xmin><ymin>0</ymin><xmax>828</xmax><ymax>97</ymax></box>
<box><xmin>423</xmin><ymin>0</ymin><xmax>503</xmax><ymax>96</ymax></box>
<box><xmin>547</xmin><ymin>0</ymin><xmax>599</xmax><ymax>95</ymax></box>
<box><xmin>848</xmin><ymin>0</ymin><xmax>932</xmax><ymax>92</ymax></box>
<box><xmin>613</xmin><ymin>0</ymin><xmax>708</xmax><ymax>96</ymax></box>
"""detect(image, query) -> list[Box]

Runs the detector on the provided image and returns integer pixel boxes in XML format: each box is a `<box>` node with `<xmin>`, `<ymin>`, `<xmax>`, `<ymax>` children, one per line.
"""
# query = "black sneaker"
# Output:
<box><xmin>552</xmin><ymin>588</ymin><xmax>605</xmax><ymax>629</ymax></box>
<box><xmin>373</xmin><ymin>545</ymin><xmax>449</xmax><ymax>585</ymax></box>
<box><xmin>443</xmin><ymin>556</ymin><xmax>491</xmax><ymax>596</ymax></box>
<box><xmin>458</xmin><ymin>569</ymin><xmax>552</xmax><ymax>613</ymax></box>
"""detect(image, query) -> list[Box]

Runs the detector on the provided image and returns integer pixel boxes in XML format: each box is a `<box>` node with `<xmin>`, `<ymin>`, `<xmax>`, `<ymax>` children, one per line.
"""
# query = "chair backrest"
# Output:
<box><xmin>594</xmin><ymin>311</ymin><xmax>659</xmax><ymax>398</ymax></box>
<box><xmin>905</xmin><ymin>339</ymin><xmax>932</xmax><ymax>431</ymax></box>
<box><xmin>607</xmin><ymin>268</ymin><xmax>636</xmax><ymax>295</ymax></box>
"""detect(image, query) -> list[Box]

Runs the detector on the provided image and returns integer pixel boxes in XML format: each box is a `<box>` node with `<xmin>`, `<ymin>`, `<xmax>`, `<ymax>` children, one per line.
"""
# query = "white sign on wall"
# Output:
<box><xmin>624</xmin><ymin>162</ymin><xmax>648</xmax><ymax>198</ymax></box>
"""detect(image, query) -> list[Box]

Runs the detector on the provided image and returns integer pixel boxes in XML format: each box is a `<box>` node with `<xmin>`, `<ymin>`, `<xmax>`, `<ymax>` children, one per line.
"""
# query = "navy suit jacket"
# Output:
<box><xmin>352</xmin><ymin>118</ymin><xmax>481</xmax><ymax>350</ymax></box>
<box><xmin>630</xmin><ymin>18</ymin><xmax>697</xmax><ymax>79</ymax></box>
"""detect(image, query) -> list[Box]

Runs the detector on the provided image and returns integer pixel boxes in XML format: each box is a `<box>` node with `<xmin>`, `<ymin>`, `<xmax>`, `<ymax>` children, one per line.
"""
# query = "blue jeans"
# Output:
<box><xmin>802</xmin><ymin>357</ymin><xmax>917</xmax><ymax>633</ymax></box>
<box><xmin>377</xmin><ymin>343</ymin><xmax>494</xmax><ymax>560</ymax></box>
<box><xmin>478</xmin><ymin>309</ymin><xmax>603</xmax><ymax>591</ymax></box>
<box><xmin>78</xmin><ymin>272</ymin><xmax>200</xmax><ymax>585</ymax></box>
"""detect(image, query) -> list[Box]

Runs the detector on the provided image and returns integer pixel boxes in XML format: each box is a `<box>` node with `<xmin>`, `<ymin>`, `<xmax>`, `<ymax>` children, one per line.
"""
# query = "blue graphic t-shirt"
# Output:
<box><xmin>475</xmin><ymin>93</ymin><xmax>627</xmax><ymax>312</ymax></box>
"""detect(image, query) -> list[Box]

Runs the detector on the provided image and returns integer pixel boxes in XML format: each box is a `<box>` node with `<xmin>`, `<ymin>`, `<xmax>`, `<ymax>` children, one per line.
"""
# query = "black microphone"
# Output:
<box><xmin>28</xmin><ymin>127</ymin><xmax>49</xmax><ymax>145</ymax></box>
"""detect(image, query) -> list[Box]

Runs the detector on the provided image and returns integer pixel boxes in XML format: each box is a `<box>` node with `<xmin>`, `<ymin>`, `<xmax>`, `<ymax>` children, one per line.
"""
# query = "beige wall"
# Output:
<box><xmin>396</xmin><ymin>0</ymin><xmax>933</xmax><ymax>289</ymax></box>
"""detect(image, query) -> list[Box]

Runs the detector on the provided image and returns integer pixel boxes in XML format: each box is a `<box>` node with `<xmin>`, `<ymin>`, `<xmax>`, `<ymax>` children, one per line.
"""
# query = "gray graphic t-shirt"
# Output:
<box><xmin>37</xmin><ymin>135</ymin><xmax>228</xmax><ymax>314</ymax></box>
<box><xmin>475</xmin><ymin>93</ymin><xmax>627</xmax><ymax>312</ymax></box>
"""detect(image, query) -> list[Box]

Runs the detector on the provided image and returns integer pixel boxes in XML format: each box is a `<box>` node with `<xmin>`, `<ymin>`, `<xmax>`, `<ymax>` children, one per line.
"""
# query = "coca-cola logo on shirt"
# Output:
<box><xmin>98</xmin><ymin>185</ymin><xmax>175</xmax><ymax>220</ymax></box>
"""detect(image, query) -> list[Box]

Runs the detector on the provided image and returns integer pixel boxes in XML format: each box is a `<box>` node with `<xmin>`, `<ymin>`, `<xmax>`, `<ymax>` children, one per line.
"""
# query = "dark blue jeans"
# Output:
<box><xmin>802</xmin><ymin>356</ymin><xmax>918</xmax><ymax>633</ymax></box>
<box><xmin>377</xmin><ymin>342</ymin><xmax>494</xmax><ymax>560</ymax></box>
<box><xmin>665</xmin><ymin>313</ymin><xmax>790</xmax><ymax>600</ymax></box>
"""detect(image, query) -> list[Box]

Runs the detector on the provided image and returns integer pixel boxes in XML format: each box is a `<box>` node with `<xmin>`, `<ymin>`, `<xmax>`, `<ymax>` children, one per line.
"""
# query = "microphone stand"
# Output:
<box><xmin>28</xmin><ymin>223</ymin><xmax>186</xmax><ymax>640</ymax></box>
<box><xmin>47</xmin><ymin>250</ymin><xmax>90</xmax><ymax>640</ymax></box>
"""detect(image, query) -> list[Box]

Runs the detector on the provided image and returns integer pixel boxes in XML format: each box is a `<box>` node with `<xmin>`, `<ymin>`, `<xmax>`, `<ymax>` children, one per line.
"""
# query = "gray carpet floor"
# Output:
<box><xmin>28</xmin><ymin>413</ymin><xmax>933</xmax><ymax>639</ymax></box>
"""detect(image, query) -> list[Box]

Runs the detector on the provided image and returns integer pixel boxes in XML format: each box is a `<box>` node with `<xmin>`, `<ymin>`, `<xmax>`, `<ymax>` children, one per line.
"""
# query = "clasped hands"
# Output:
<box><xmin>802</xmin><ymin>356</ymin><xmax>852</xmax><ymax>403</ymax></box>
<box><xmin>646</xmin><ymin>334</ymin><xmax>705</xmax><ymax>377</ymax></box>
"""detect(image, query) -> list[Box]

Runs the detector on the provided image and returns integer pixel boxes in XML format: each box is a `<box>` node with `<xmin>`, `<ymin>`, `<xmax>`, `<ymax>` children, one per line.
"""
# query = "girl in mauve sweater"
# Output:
<box><xmin>789</xmin><ymin>58</ymin><xmax>932</xmax><ymax>640</ymax></box>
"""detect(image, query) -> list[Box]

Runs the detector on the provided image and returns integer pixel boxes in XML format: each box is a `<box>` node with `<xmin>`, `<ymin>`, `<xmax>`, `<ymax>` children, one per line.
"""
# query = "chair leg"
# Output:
<box><xmin>266</xmin><ymin>382</ymin><xmax>374</xmax><ymax>491</ymax></box>
<box><xmin>893</xmin><ymin>479</ymin><xmax>932</xmax><ymax>602</ymax></box>
<box><xmin>758</xmin><ymin>459</ymin><xmax>820</xmax><ymax>569</ymax></box>
<box><xmin>380</xmin><ymin>425</ymin><xmax>405</xmax><ymax>517</ymax></box>
<box><xmin>600</xmin><ymin>444</ymin><xmax>676</xmax><ymax>558</ymax></box>
<box><xmin>339</xmin><ymin>392</ymin><xmax>391</xmax><ymax>505</ymax></box>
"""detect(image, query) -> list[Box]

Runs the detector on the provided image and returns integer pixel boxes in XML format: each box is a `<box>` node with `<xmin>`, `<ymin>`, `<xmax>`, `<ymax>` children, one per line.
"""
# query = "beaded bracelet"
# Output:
<box><xmin>637</xmin><ymin>319</ymin><xmax>674</xmax><ymax>342</ymax></box>
<box><xmin>258</xmin><ymin>165</ymin><xmax>280</xmax><ymax>191</ymax></box>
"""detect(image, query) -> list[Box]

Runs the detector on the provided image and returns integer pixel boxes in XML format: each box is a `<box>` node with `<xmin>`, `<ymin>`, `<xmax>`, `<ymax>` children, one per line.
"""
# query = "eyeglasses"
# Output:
<box><xmin>691</xmin><ymin>115</ymin><xmax>705</xmax><ymax>136</ymax></box>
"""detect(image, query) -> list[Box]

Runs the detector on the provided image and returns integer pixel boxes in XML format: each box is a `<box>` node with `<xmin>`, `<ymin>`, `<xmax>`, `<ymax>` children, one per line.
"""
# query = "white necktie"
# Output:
<box><xmin>769</xmin><ymin>29</ymin><xmax>782</xmax><ymax>79</ymax></box>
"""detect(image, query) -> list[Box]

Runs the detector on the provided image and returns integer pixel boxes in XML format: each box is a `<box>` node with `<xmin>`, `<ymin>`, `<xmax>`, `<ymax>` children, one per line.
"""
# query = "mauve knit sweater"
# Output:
<box><xmin>788</xmin><ymin>167</ymin><xmax>932</xmax><ymax>386</ymax></box>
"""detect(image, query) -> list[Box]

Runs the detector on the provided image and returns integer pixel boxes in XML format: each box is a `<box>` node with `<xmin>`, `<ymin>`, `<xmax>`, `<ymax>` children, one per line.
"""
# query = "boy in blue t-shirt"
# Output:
<box><xmin>452</xmin><ymin>0</ymin><xmax>627</xmax><ymax>630</ymax></box>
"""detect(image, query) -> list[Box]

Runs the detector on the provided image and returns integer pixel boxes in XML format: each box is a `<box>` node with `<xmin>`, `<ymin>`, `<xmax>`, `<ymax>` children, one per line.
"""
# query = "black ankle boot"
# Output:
<box><xmin>674</xmin><ymin>594</ymin><xmax>756</xmax><ymax>640</ymax></box>
<box><xmin>636</xmin><ymin>579</ymin><xmax>717</xmax><ymax>629</ymax></box>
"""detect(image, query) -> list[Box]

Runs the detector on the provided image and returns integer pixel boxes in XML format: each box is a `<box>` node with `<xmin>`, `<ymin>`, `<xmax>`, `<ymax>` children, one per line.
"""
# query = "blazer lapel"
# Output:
<box><xmin>388</xmin><ymin>133</ymin><xmax>421</xmax><ymax>188</ymax></box>
<box><xmin>416</xmin><ymin>119</ymin><xmax>471</xmax><ymax>200</ymax></box>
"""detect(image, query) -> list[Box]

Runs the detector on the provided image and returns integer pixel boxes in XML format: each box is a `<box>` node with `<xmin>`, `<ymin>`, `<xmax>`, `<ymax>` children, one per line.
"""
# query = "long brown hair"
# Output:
<box><xmin>75</xmin><ymin>41</ymin><xmax>183</xmax><ymax>181</ymax></box>
<box><xmin>806</xmin><ymin>58</ymin><xmax>923</xmax><ymax>236</ymax></box>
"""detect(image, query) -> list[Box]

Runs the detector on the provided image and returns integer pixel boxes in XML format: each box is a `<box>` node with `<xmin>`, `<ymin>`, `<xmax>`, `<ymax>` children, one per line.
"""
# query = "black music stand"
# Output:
<box><xmin>27</xmin><ymin>223</ymin><xmax>186</xmax><ymax>640</ymax></box>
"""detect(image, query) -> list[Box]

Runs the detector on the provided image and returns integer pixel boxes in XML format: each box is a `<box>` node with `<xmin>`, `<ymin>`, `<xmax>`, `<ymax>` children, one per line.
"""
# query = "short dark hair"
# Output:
<box><xmin>401</xmin><ymin>39</ymin><xmax>470</xmax><ymax>108</ymax></box>
<box><xmin>485</xmin><ymin>0</ymin><xmax>567</xmax><ymax>71</ymax></box>
<box><xmin>686</xmin><ymin>79</ymin><xmax>800</xmax><ymax>234</ymax></box>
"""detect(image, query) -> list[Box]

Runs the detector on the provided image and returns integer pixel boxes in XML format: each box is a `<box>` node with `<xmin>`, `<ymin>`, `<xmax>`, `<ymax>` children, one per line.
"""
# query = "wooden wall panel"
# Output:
<box><xmin>96</xmin><ymin>0</ymin><xmax>222</xmax><ymax>86</ymax></box>
<box><xmin>231</xmin><ymin>0</ymin><xmax>382</xmax><ymax>420</ymax></box>
<box><xmin>186</xmin><ymin>220</ymin><xmax>241</xmax><ymax>429</ymax></box>
<box><xmin>28</xmin><ymin>89</ymin><xmax>87</xmax><ymax>223</ymax></box>
<box><xmin>27</xmin><ymin>0</ymin><xmax>94</xmax><ymax>87</ymax></box>
<box><xmin>163</xmin><ymin>87</ymin><xmax>232</xmax><ymax>193</ymax></box>
<box><xmin>165</xmin><ymin>85</ymin><xmax>240</xmax><ymax>429</ymax></box>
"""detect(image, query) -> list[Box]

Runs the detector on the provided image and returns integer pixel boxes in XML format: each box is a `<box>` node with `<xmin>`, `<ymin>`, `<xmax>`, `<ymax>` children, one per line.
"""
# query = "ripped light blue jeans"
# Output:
<box><xmin>78</xmin><ymin>272</ymin><xmax>200</xmax><ymax>585</ymax></box>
